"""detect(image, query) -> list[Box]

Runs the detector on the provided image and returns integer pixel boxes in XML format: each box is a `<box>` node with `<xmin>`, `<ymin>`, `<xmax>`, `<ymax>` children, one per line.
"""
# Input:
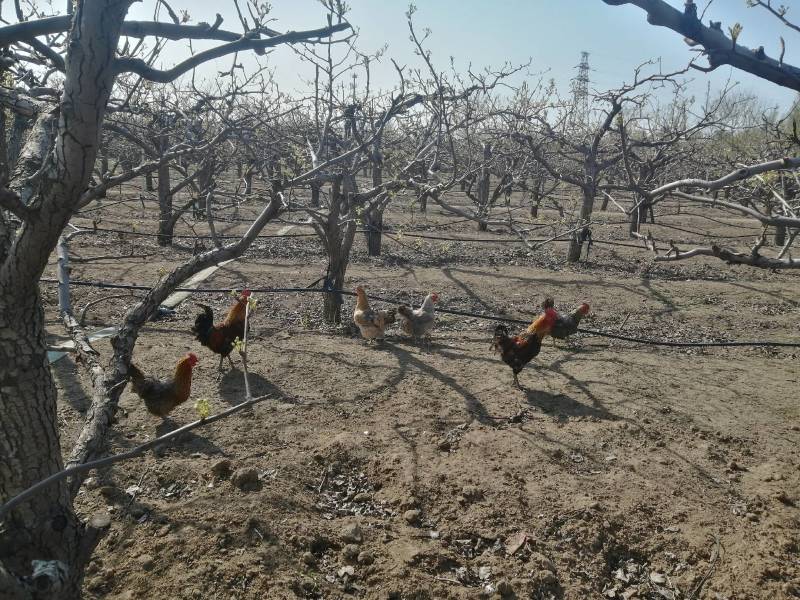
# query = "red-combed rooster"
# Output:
<box><xmin>192</xmin><ymin>290</ymin><xmax>251</xmax><ymax>375</ymax></box>
<box><xmin>542</xmin><ymin>297</ymin><xmax>590</xmax><ymax>346</ymax></box>
<box><xmin>492</xmin><ymin>308</ymin><xmax>558</xmax><ymax>388</ymax></box>
<box><xmin>128</xmin><ymin>353</ymin><xmax>199</xmax><ymax>417</ymax></box>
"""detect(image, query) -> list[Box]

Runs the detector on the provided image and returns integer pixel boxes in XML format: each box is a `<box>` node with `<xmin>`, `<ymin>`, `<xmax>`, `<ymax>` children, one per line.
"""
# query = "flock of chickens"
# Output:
<box><xmin>126</xmin><ymin>287</ymin><xmax>591</xmax><ymax>419</ymax></box>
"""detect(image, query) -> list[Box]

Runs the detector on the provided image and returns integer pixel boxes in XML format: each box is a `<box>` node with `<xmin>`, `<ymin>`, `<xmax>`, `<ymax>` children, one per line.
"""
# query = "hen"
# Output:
<box><xmin>128</xmin><ymin>353</ymin><xmax>198</xmax><ymax>417</ymax></box>
<box><xmin>353</xmin><ymin>285</ymin><xmax>396</xmax><ymax>343</ymax></box>
<box><xmin>492</xmin><ymin>308</ymin><xmax>558</xmax><ymax>388</ymax></box>
<box><xmin>542</xmin><ymin>297</ymin><xmax>590</xmax><ymax>346</ymax></box>
<box><xmin>398</xmin><ymin>292</ymin><xmax>439</xmax><ymax>346</ymax></box>
<box><xmin>192</xmin><ymin>289</ymin><xmax>251</xmax><ymax>374</ymax></box>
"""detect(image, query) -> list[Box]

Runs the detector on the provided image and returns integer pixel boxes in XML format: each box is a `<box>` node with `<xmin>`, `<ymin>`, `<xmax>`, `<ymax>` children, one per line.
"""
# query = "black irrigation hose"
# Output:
<box><xmin>39</xmin><ymin>278</ymin><xmax>800</xmax><ymax>349</ymax></box>
<box><xmin>72</xmin><ymin>224</ymin><xmax>653</xmax><ymax>249</ymax></box>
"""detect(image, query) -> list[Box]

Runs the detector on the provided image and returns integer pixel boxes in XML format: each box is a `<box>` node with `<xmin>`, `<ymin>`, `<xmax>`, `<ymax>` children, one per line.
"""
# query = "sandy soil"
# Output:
<box><xmin>41</xmin><ymin>188</ymin><xmax>800</xmax><ymax>599</ymax></box>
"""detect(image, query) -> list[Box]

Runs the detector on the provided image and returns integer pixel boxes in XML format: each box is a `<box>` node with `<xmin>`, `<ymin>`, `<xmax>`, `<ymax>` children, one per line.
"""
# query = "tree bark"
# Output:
<box><xmin>477</xmin><ymin>143</ymin><xmax>491</xmax><ymax>232</ymax></box>
<box><xmin>364</xmin><ymin>208</ymin><xmax>384</xmax><ymax>256</ymax></box>
<box><xmin>567</xmin><ymin>185</ymin><xmax>594</xmax><ymax>262</ymax></box>
<box><xmin>7</xmin><ymin>113</ymin><xmax>29</xmax><ymax>169</ymax></box>
<box><xmin>244</xmin><ymin>160</ymin><xmax>255</xmax><ymax>195</ymax></box>
<box><xmin>157</xmin><ymin>161</ymin><xmax>172</xmax><ymax>245</ymax></box>
<box><xmin>319</xmin><ymin>176</ymin><xmax>357</xmax><ymax>325</ymax></box>
<box><xmin>310</xmin><ymin>182</ymin><xmax>320</xmax><ymax>207</ymax></box>
<box><xmin>0</xmin><ymin>295</ymin><xmax>83</xmax><ymax>591</ymax></box>
<box><xmin>363</xmin><ymin>142</ymin><xmax>384</xmax><ymax>256</ymax></box>
<box><xmin>0</xmin><ymin>2</ymin><xmax>129</xmax><ymax>596</ymax></box>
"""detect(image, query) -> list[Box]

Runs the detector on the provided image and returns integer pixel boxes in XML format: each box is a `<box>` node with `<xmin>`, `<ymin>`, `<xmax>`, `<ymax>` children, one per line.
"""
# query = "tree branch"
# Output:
<box><xmin>114</xmin><ymin>23</ymin><xmax>351</xmax><ymax>83</ymax></box>
<box><xmin>600</xmin><ymin>0</ymin><xmax>800</xmax><ymax>92</ymax></box>
<box><xmin>65</xmin><ymin>194</ymin><xmax>286</xmax><ymax>480</ymax></box>
<box><xmin>654</xmin><ymin>243</ymin><xmax>800</xmax><ymax>268</ymax></box>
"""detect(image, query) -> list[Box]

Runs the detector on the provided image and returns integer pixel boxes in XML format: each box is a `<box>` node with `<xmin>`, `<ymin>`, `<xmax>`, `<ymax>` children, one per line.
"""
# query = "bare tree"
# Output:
<box><xmin>0</xmin><ymin>2</ymin><xmax>349</xmax><ymax>596</ymax></box>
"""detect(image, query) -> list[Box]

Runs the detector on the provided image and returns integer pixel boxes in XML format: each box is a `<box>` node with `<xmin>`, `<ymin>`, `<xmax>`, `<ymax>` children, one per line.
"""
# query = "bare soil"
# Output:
<box><xmin>43</xmin><ymin>187</ymin><xmax>800</xmax><ymax>599</ymax></box>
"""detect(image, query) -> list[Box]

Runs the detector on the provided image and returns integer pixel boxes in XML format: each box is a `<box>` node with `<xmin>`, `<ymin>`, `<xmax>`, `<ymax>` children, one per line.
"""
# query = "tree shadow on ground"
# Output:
<box><xmin>217</xmin><ymin>369</ymin><xmax>284</xmax><ymax>404</ymax></box>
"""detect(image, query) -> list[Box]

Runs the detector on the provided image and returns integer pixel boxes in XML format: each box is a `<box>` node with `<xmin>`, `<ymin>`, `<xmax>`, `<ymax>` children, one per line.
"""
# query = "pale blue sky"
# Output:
<box><xmin>104</xmin><ymin>1</ymin><xmax>800</xmax><ymax>111</ymax></box>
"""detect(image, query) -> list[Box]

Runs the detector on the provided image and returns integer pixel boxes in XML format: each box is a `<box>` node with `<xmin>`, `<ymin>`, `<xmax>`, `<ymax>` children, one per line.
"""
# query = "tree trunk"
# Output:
<box><xmin>7</xmin><ymin>113</ymin><xmax>29</xmax><ymax>170</ymax></box>
<box><xmin>364</xmin><ymin>208</ymin><xmax>384</xmax><ymax>257</ymax></box>
<box><xmin>0</xmin><ymin>107</ymin><xmax>8</xmax><ymax>185</ymax></box>
<box><xmin>567</xmin><ymin>186</ymin><xmax>594</xmax><ymax>263</ymax></box>
<box><xmin>244</xmin><ymin>162</ymin><xmax>254</xmax><ymax>195</ymax></box>
<box><xmin>320</xmin><ymin>176</ymin><xmax>357</xmax><ymax>325</ymax></box>
<box><xmin>0</xmin><ymin>2</ymin><xmax>129</xmax><ymax>595</ymax></box>
<box><xmin>363</xmin><ymin>146</ymin><xmax>384</xmax><ymax>256</ymax></box>
<box><xmin>0</xmin><ymin>296</ymin><xmax>84</xmax><ymax>596</ymax></box>
<box><xmin>477</xmin><ymin>142</ymin><xmax>491</xmax><ymax>231</ymax></box>
<box><xmin>530</xmin><ymin>179</ymin><xmax>541</xmax><ymax>218</ymax></box>
<box><xmin>775</xmin><ymin>224</ymin><xmax>787</xmax><ymax>247</ymax></box>
<box><xmin>628</xmin><ymin>193</ymin><xmax>649</xmax><ymax>236</ymax></box>
<box><xmin>310</xmin><ymin>182</ymin><xmax>320</xmax><ymax>207</ymax></box>
<box><xmin>323</xmin><ymin>256</ymin><xmax>347</xmax><ymax>324</ymax></box>
<box><xmin>157</xmin><ymin>162</ymin><xmax>173</xmax><ymax>246</ymax></box>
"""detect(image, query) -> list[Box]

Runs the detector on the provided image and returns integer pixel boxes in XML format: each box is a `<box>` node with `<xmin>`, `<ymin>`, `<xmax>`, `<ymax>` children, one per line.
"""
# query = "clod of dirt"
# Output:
<box><xmin>337</xmin><ymin>565</ymin><xmax>355</xmax><ymax>578</ymax></box>
<box><xmin>782</xmin><ymin>581</ymin><xmax>800</xmax><ymax>596</ymax></box>
<box><xmin>505</xmin><ymin>531</ymin><xmax>531</xmax><ymax>556</ymax></box>
<box><xmin>231</xmin><ymin>467</ymin><xmax>260</xmax><ymax>491</ymax></box>
<box><xmin>403</xmin><ymin>509</ymin><xmax>421</xmax><ymax>525</ymax></box>
<box><xmin>136</xmin><ymin>554</ymin><xmax>155</xmax><ymax>571</ymax></box>
<box><xmin>495</xmin><ymin>579</ymin><xmax>513</xmax><ymax>597</ymax></box>
<box><xmin>533</xmin><ymin>569</ymin><xmax>557</xmax><ymax>586</ymax></box>
<box><xmin>399</xmin><ymin>496</ymin><xmax>418</xmax><ymax>510</ymax></box>
<box><xmin>357</xmin><ymin>550</ymin><xmax>375</xmax><ymax>565</ymax></box>
<box><xmin>99</xmin><ymin>486</ymin><xmax>117</xmax><ymax>499</ymax></box>
<box><xmin>211</xmin><ymin>459</ymin><xmax>233</xmax><ymax>479</ymax></box>
<box><xmin>301</xmin><ymin>551</ymin><xmax>316</xmax><ymax>566</ymax></box>
<box><xmin>341</xmin><ymin>522</ymin><xmax>363</xmax><ymax>544</ymax></box>
<box><xmin>343</xmin><ymin>544</ymin><xmax>360</xmax><ymax>561</ymax></box>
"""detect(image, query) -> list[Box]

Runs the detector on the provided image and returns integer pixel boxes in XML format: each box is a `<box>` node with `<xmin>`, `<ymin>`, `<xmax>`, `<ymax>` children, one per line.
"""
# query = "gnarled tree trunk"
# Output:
<box><xmin>0</xmin><ymin>2</ymin><xmax>129</xmax><ymax>597</ymax></box>
<box><xmin>567</xmin><ymin>184</ymin><xmax>594</xmax><ymax>263</ymax></box>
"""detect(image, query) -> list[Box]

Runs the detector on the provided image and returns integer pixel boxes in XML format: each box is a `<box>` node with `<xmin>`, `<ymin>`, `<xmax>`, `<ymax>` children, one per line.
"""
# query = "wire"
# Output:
<box><xmin>38</xmin><ymin>278</ymin><xmax>800</xmax><ymax>349</ymax></box>
<box><xmin>70</xmin><ymin>223</ymin><xmax>652</xmax><ymax>249</ymax></box>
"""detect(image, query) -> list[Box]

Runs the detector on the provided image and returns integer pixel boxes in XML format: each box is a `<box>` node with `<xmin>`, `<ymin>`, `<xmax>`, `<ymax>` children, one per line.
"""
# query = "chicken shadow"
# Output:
<box><xmin>523</xmin><ymin>387</ymin><xmax>617</xmax><ymax>422</ymax></box>
<box><xmin>153</xmin><ymin>417</ymin><xmax>225</xmax><ymax>457</ymax></box>
<box><xmin>382</xmin><ymin>341</ymin><xmax>492</xmax><ymax>426</ymax></box>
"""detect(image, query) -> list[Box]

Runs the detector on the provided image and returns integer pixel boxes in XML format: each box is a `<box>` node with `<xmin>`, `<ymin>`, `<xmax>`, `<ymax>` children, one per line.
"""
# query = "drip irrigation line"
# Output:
<box><xmin>76</xmin><ymin>225</ymin><xmax>319</xmax><ymax>240</ymax></box>
<box><xmin>38</xmin><ymin>278</ymin><xmax>800</xmax><ymax>349</ymax></box>
<box><xmin>70</xmin><ymin>223</ymin><xmax>651</xmax><ymax>249</ymax></box>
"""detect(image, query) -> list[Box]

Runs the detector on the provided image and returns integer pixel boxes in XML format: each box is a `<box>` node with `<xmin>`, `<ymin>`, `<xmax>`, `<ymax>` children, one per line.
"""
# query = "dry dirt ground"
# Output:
<box><xmin>41</xmin><ymin>189</ymin><xmax>799</xmax><ymax>599</ymax></box>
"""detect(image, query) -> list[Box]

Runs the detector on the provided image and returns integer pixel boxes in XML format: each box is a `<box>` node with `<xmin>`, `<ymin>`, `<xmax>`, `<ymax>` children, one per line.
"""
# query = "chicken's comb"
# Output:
<box><xmin>241</xmin><ymin>289</ymin><xmax>252</xmax><ymax>297</ymax></box>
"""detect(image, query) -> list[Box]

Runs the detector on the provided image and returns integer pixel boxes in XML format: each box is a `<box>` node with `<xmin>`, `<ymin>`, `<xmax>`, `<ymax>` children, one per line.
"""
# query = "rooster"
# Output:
<box><xmin>353</xmin><ymin>285</ymin><xmax>396</xmax><ymax>343</ymax></box>
<box><xmin>192</xmin><ymin>289</ymin><xmax>251</xmax><ymax>375</ymax></box>
<box><xmin>542</xmin><ymin>297</ymin><xmax>590</xmax><ymax>346</ymax></box>
<box><xmin>128</xmin><ymin>353</ymin><xmax>199</xmax><ymax>417</ymax></box>
<box><xmin>397</xmin><ymin>292</ymin><xmax>439</xmax><ymax>346</ymax></box>
<box><xmin>492</xmin><ymin>308</ymin><xmax>558</xmax><ymax>388</ymax></box>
